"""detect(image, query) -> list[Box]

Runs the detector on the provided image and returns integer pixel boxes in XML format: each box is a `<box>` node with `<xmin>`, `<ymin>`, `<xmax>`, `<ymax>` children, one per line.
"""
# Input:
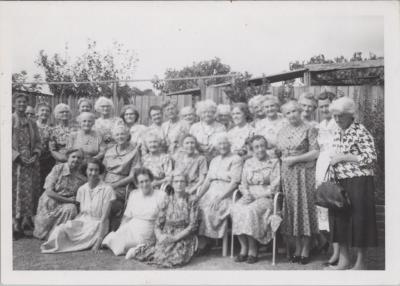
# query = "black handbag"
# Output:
<box><xmin>315</xmin><ymin>166</ymin><xmax>351</xmax><ymax>210</ymax></box>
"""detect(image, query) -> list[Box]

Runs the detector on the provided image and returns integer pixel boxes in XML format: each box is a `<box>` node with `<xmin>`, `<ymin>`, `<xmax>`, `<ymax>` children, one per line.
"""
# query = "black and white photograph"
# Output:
<box><xmin>1</xmin><ymin>1</ymin><xmax>399</xmax><ymax>285</ymax></box>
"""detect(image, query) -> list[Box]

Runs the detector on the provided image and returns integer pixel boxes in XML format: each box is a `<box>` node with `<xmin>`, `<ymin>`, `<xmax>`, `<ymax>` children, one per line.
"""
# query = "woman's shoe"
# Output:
<box><xmin>299</xmin><ymin>256</ymin><xmax>310</xmax><ymax>265</ymax></box>
<box><xmin>234</xmin><ymin>254</ymin><xmax>248</xmax><ymax>263</ymax></box>
<box><xmin>289</xmin><ymin>255</ymin><xmax>301</xmax><ymax>263</ymax></box>
<box><xmin>322</xmin><ymin>259</ymin><xmax>339</xmax><ymax>267</ymax></box>
<box><xmin>247</xmin><ymin>255</ymin><xmax>258</xmax><ymax>264</ymax></box>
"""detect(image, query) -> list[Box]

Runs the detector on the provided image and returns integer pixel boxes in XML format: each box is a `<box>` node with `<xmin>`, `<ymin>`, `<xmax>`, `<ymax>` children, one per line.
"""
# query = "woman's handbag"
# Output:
<box><xmin>315</xmin><ymin>166</ymin><xmax>351</xmax><ymax>210</ymax></box>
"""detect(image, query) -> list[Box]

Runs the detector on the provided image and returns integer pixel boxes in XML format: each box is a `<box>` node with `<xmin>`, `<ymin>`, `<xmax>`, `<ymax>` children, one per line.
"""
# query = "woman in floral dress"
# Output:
<box><xmin>33</xmin><ymin>149</ymin><xmax>86</xmax><ymax>239</ymax></box>
<box><xmin>227</xmin><ymin>103</ymin><xmax>255</xmax><ymax>157</ymax></box>
<box><xmin>41</xmin><ymin>158</ymin><xmax>115</xmax><ymax>253</ymax></box>
<box><xmin>12</xmin><ymin>93</ymin><xmax>42</xmax><ymax>239</ymax></box>
<box><xmin>49</xmin><ymin>103</ymin><xmax>74</xmax><ymax>163</ymax></box>
<box><xmin>142</xmin><ymin>132</ymin><xmax>173</xmax><ymax>188</ymax></box>
<box><xmin>276</xmin><ymin>100</ymin><xmax>320</xmax><ymax>265</ymax></box>
<box><xmin>194</xmin><ymin>133</ymin><xmax>243</xmax><ymax>251</ymax></box>
<box><xmin>34</xmin><ymin>102</ymin><xmax>55</xmax><ymax>208</ymax></box>
<box><xmin>231</xmin><ymin>135</ymin><xmax>280</xmax><ymax>264</ymax></box>
<box><xmin>190</xmin><ymin>100</ymin><xmax>226</xmax><ymax>163</ymax></box>
<box><xmin>93</xmin><ymin>96</ymin><xmax>119</xmax><ymax>148</ymax></box>
<box><xmin>172</xmin><ymin>134</ymin><xmax>208</xmax><ymax>196</ymax></box>
<box><xmin>127</xmin><ymin>171</ymin><xmax>198</xmax><ymax>268</ymax></box>
<box><xmin>299</xmin><ymin>92</ymin><xmax>318</xmax><ymax>127</ymax></box>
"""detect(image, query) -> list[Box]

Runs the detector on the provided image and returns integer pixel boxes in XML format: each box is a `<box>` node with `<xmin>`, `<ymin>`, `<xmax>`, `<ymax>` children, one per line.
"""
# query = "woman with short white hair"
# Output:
<box><xmin>298</xmin><ymin>92</ymin><xmax>318</xmax><ymax>127</ymax></box>
<box><xmin>194</xmin><ymin>132</ymin><xmax>243</xmax><ymax>253</ymax></box>
<box><xmin>249</xmin><ymin>95</ymin><xmax>266</xmax><ymax>130</ymax></box>
<box><xmin>66</xmin><ymin>112</ymin><xmax>106</xmax><ymax>162</ymax></box>
<box><xmin>216</xmin><ymin>104</ymin><xmax>233</xmax><ymax>130</ymax></box>
<box><xmin>180</xmin><ymin>106</ymin><xmax>197</xmax><ymax>127</ymax></box>
<box><xmin>93</xmin><ymin>96</ymin><xmax>119</xmax><ymax>148</ymax></box>
<box><xmin>189</xmin><ymin>100</ymin><xmax>226</xmax><ymax>163</ymax></box>
<box><xmin>327</xmin><ymin>97</ymin><xmax>377</xmax><ymax>270</ymax></box>
<box><xmin>50</xmin><ymin>103</ymin><xmax>73</xmax><ymax>162</ymax></box>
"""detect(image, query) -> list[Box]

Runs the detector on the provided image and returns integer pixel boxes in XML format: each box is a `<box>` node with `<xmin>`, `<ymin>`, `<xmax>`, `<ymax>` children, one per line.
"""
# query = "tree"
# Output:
<box><xmin>153</xmin><ymin>57</ymin><xmax>232</xmax><ymax>93</ymax></box>
<box><xmin>12</xmin><ymin>70</ymin><xmax>43</xmax><ymax>93</ymax></box>
<box><xmin>224</xmin><ymin>72</ymin><xmax>270</xmax><ymax>103</ymax></box>
<box><xmin>35</xmin><ymin>39</ymin><xmax>139</xmax><ymax>101</ymax></box>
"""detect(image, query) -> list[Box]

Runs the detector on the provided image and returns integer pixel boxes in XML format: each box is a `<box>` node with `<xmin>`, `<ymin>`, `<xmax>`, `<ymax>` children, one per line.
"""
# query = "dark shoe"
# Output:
<box><xmin>289</xmin><ymin>255</ymin><xmax>301</xmax><ymax>263</ymax></box>
<box><xmin>299</xmin><ymin>256</ymin><xmax>310</xmax><ymax>265</ymax></box>
<box><xmin>234</xmin><ymin>254</ymin><xmax>248</xmax><ymax>262</ymax></box>
<box><xmin>247</xmin><ymin>255</ymin><xmax>258</xmax><ymax>264</ymax></box>
<box><xmin>322</xmin><ymin>259</ymin><xmax>338</xmax><ymax>267</ymax></box>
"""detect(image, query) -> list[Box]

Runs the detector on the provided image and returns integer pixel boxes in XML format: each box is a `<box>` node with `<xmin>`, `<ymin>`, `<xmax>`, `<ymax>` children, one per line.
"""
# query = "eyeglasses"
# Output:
<box><xmin>26</xmin><ymin>113</ymin><xmax>35</xmax><ymax>115</ymax></box>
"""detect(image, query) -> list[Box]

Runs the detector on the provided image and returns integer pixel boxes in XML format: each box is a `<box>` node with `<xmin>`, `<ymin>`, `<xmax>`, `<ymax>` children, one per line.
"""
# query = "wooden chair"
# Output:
<box><xmin>230</xmin><ymin>190</ymin><xmax>284</xmax><ymax>265</ymax></box>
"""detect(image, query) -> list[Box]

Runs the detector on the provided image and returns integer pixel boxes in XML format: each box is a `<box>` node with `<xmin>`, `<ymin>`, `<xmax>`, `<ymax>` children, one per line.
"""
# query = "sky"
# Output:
<box><xmin>2</xmin><ymin>2</ymin><xmax>384</xmax><ymax>91</ymax></box>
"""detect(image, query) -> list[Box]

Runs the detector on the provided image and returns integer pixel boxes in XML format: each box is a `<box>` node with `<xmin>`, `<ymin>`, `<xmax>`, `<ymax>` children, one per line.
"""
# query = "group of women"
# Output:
<box><xmin>12</xmin><ymin>90</ymin><xmax>378</xmax><ymax>270</ymax></box>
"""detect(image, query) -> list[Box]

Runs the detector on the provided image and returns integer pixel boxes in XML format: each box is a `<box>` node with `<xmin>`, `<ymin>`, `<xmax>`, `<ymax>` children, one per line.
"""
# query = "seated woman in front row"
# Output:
<box><xmin>194</xmin><ymin>132</ymin><xmax>243</xmax><ymax>252</ymax></box>
<box><xmin>41</xmin><ymin>159</ymin><xmax>115</xmax><ymax>253</ymax></box>
<box><xmin>102</xmin><ymin>168</ymin><xmax>165</xmax><ymax>256</ymax></box>
<box><xmin>33</xmin><ymin>149</ymin><xmax>86</xmax><ymax>240</ymax></box>
<box><xmin>127</xmin><ymin>170</ymin><xmax>198</xmax><ymax>268</ymax></box>
<box><xmin>231</xmin><ymin>135</ymin><xmax>281</xmax><ymax>264</ymax></box>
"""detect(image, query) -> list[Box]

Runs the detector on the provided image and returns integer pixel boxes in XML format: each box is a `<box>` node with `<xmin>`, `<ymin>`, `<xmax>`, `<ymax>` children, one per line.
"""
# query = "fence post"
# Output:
<box><xmin>113</xmin><ymin>81</ymin><xmax>118</xmax><ymax>114</ymax></box>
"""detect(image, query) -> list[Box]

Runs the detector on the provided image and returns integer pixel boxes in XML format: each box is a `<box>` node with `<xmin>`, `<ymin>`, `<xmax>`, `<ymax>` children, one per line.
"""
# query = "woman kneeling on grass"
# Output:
<box><xmin>40</xmin><ymin>158</ymin><xmax>115</xmax><ymax>253</ymax></box>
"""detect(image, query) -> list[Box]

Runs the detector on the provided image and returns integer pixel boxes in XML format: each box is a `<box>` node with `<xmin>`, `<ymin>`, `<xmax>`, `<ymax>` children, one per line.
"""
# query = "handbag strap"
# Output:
<box><xmin>325</xmin><ymin>165</ymin><xmax>339</xmax><ymax>182</ymax></box>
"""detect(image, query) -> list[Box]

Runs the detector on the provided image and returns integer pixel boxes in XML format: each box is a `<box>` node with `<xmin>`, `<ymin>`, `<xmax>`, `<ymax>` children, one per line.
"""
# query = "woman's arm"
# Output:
<box><xmin>46</xmin><ymin>190</ymin><xmax>77</xmax><ymax>204</ymax></box>
<box><xmin>50</xmin><ymin>150</ymin><xmax>67</xmax><ymax>162</ymax></box>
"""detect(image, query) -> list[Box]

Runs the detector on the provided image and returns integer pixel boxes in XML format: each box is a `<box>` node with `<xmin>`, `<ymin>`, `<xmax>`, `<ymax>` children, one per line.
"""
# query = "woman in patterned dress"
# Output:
<box><xmin>189</xmin><ymin>100</ymin><xmax>226</xmax><ymax>163</ymax></box>
<box><xmin>249</xmin><ymin>95</ymin><xmax>267</xmax><ymax>133</ymax></box>
<box><xmin>298</xmin><ymin>92</ymin><xmax>318</xmax><ymax>127</ymax></box>
<box><xmin>34</xmin><ymin>102</ymin><xmax>55</xmax><ymax>208</ymax></box>
<box><xmin>103</xmin><ymin>125</ymin><xmax>142</xmax><ymax>230</ymax></box>
<box><xmin>93</xmin><ymin>96</ymin><xmax>119</xmax><ymax>148</ymax></box>
<box><xmin>33</xmin><ymin>149</ymin><xmax>86</xmax><ymax>240</ymax></box>
<box><xmin>70</xmin><ymin>97</ymin><xmax>93</xmax><ymax>132</ymax></box>
<box><xmin>328</xmin><ymin>97</ymin><xmax>378</xmax><ymax>270</ymax></box>
<box><xmin>194</xmin><ymin>133</ymin><xmax>243</xmax><ymax>251</ymax></box>
<box><xmin>172</xmin><ymin>134</ymin><xmax>208</xmax><ymax>196</ymax></box>
<box><xmin>66</xmin><ymin>112</ymin><xmax>106</xmax><ymax>162</ymax></box>
<box><xmin>141</xmin><ymin>132</ymin><xmax>173</xmax><ymax>189</ymax></box>
<box><xmin>227</xmin><ymin>103</ymin><xmax>255</xmax><ymax>157</ymax></box>
<box><xmin>127</xmin><ymin>171</ymin><xmax>198</xmax><ymax>268</ymax></box>
<box><xmin>12</xmin><ymin>93</ymin><xmax>42</xmax><ymax>239</ymax></box>
<box><xmin>41</xmin><ymin>158</ymin><xmax>115</xmax><ymax>253</ymax></box>
<box><xmin>102</xmin><ymin>168</ymin><xmax>165</xmax><ymax>256</ymax></box>
<box><xmin>276</xmin><ymin>100</ymin><xmax>320</xmax><ymax>265</ymax></box>
<box><xmin>231</xmin><ymin>135</ymin><xmax>280</xmax><ymax>264</ymax></box>
<box><xmin>117</xmin><ymin>105</ymin><xmax>147</xmax><ymax>153</ymax></box>
<box><xmin>49</xmin><ymin>103</ymin><xmax>74</xmax><ymax>163</ymax></box>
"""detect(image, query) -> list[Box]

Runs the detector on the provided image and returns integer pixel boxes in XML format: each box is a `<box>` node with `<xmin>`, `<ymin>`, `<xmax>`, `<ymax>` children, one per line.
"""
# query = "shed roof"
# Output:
<box><xmin>306</xmin><ymin>59</ymin><xmax>384</xmax><ymax>72</ymax></box>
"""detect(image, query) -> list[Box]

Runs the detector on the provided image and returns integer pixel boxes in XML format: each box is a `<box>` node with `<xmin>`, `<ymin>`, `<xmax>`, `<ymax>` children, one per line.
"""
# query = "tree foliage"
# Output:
<box><xmin>224</xmin><ymin>72</ymin><xmax>270</xmax><ymax>103</ymax></box>
<box><xmin>153</xmin><ymin>57</ymin><xmax>231</xmax><ymax>93</ymax></box>
<box><xmin>12</xmin><ymin>70</ymin><xmax>43</xmax><ymax>93</ymax></box>
<box><xmin>35</xmin><ymin>40</ymin><xmax>139</xmax><ymax>101</ymax></box>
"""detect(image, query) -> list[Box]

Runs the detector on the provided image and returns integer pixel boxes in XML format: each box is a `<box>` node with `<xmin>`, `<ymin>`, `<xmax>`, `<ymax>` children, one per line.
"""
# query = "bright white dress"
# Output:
<box><xmin>227</xmin><ymin>124</ymin><xmax>255</xmax><ymax>154</ymax></box>
<box><xmin>102</xmin><ymin>189</ymin><xmax>165</xmax><ymax>256</ymax></box>
<box><xmin>315</xmin><ymin>118</ymin><xmax>338</xmax><ymax>231</ymax></box>
<box><xmin>40</xmin><ymin>182</ymin><xmax>116</xmax><ymax>253</ymax></box>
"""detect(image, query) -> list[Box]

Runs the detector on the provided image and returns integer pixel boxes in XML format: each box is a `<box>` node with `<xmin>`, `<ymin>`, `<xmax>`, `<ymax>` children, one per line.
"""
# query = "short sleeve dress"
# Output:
<box><xmin>276</xmin><ymin>122</ymin><xmax>319</xmax><ymax>237</ymax></box>
<box><xmin>40</xmin><ymin>181</ymin><xmax>116</xmax><ymax>253</ymax></box>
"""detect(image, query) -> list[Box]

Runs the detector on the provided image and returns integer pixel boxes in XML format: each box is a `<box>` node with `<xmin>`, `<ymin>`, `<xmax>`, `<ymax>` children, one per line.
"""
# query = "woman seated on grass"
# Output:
<box><xmin>40</xmin><ymin>158</ymin><xmax>115</xmax><ymax>253</ymax></box>
<box><xmin>127</xmin><ymin>170</ymin><xmax>198</xmax><ymax>268</ymax></box>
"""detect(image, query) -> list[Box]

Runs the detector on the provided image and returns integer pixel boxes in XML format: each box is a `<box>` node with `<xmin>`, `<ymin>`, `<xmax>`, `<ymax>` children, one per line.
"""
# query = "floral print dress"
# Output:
<box><xmin>276</xmin><ymin>122</ymin><xmax>319</xmax><ymax>237</ymax></box>
<box><xmin>131</xmin><ymin>194</ymin><xmax>198</xmax><ymax>268</ymax></box>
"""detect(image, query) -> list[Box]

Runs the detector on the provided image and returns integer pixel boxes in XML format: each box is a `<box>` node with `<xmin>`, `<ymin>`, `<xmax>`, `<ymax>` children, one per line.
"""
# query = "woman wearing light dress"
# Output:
<box><xmin>194</xmin><ymin>133</ymin><xmax>243</xmax><ymax>252</ymax></box>
<box><xmin>189</xmin><ymin>100</ymin><xmax>226</xmax><ymax>163</ymax></box>
<box><xmin>41</xmin><ymin>158</ymin><xmax>115</xmax><ymax>253</ymax></box>
<box><xmin>102</xmin><ymin>168</ymin><xmax>165</xmax><ymax>256</ymax></box>
<box><xmin>231</xmin><ymin>135</ymin><xmax>280</xmax><ymax>264</ymax></box>
<box><xmin>93</xmin><ymin>96</ymin><xmax>119</xmax><ymax>148</ymax></box>
<box><xmin>227</xmin><ymin>103</ymin><xmax>255</xmax><ymax>157</ymax></box>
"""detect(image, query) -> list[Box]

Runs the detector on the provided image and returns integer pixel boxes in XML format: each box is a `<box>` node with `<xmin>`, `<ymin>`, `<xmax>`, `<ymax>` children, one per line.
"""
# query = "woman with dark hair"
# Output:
<box><xmin>12</xmin><ymin>93</ymin><xmax>42</xmax><ymax>239</ymax></box>
<box><xmin>231</xmin><ymin>135</ymin><xmax>280</xmax><ymax>264</ymax></box>
<box><xmin>276</xmin><ymin>100</ymin><xmax>320</xmax><ymax>265</ymax></box>
<box><xmin>127</xmin><ymin>170</ymin><xmax>199</xmax><ymax>268</ymax></box>
<box><xmin>102</xmin><ymin>168</ymin><xmax>165</xmax><ymax>256</ymax></box>
<box><xmin>41</xmin><ymin>158</ymin><xmax>115</xmax><ymax>253</ymax></box>
<box><xmin>103</xmin><ymin>125</ymin><xmax>142</xmax><ymax>230</ymax></box>
<box><xmin>33</xmin><ymin>149</ymin><xmax>86</xmax><ymax>240</ymax></box>
<box><xmin>172</xmin><ymin>134</ymin><xmax>208</xmax><ymax>196</ymax></box>
<box><xmin>117</xmin><ymin>105</ymin><xmax>147</xmax><ymax>151</ymax></box>
<box><xmin>327</xmin><ymin>97</ymin><xmax>378</xmax><ymax>270</ymax></box>
<box><xmin>227</xmin><ymin>103</ymin><xmax>255</xmax><ymax>156</ymax></box>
